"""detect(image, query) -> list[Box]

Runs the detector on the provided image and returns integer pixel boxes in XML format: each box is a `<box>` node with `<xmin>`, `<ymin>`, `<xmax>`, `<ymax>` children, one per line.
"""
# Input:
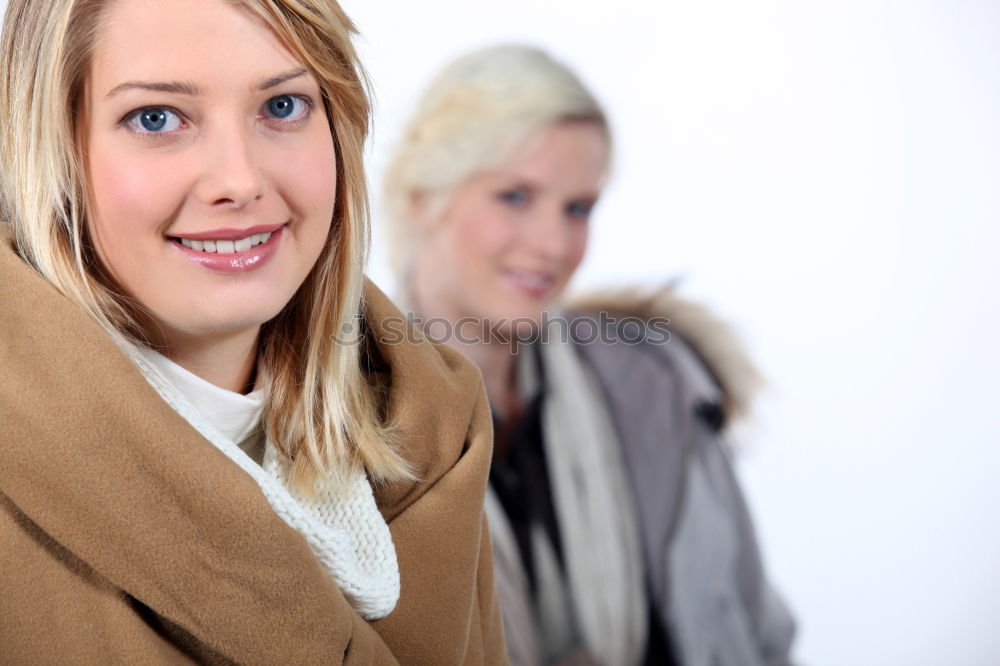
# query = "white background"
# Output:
<box><xmin>5</xmin><ymin>1</ymin><xmax>998</xmax><ymax>664</ymax></box>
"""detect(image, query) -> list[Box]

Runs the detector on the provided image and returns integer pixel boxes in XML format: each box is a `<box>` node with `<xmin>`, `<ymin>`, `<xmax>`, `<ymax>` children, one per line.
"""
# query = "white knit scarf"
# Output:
<box><xmin>534</xmin><ymin>332</ymin><xmax>647</xmax><ymax>665</ymax></box>
<box><xmin>125</xmin><ymin>345</ymin><xmax>400</xmax><ymax>620</ymax></box>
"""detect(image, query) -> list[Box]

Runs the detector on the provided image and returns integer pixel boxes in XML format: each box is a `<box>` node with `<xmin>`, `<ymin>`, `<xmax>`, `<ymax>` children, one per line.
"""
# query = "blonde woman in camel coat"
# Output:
<box><xmin>0</xmin><ymin>0</ymin><xmax>505</xmax><ymax>662</ymax></box>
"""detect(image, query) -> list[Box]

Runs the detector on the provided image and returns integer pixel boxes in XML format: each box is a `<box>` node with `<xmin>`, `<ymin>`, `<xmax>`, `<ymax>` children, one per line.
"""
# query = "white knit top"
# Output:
<box><xmin>129</xmin><ymin>347</ymin><xmax>400</xmax><ymax>620</ymax></box>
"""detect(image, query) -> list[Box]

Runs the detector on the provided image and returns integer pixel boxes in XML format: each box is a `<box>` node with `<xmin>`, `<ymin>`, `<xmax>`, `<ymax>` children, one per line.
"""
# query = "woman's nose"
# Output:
<box><xmin>196</xmin><ymin>126</ymin><xmax>266</xmax><ymax>209</ymax></box>
<box><xmin>527</xmin><ymin>206</ymin><xmax>574</xmax><ymax>261</ymax></box>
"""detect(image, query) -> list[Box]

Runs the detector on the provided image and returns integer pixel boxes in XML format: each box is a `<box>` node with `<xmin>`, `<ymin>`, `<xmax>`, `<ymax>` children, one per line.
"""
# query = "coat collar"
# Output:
<box><xmin>0</xmin><ymin>233</ymin><xmax>484</xmax><ymax>662</ymax></box>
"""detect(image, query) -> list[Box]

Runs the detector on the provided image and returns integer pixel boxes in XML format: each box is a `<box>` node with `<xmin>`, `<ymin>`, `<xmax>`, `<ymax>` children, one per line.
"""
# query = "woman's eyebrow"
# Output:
<box><xmin>491</xmin><ymin>173</ymin><xmax>539</xmax><ymax>190</ymax></box>
<box><xmin>257</xmin><ymin>67</ymin><xmax>309</xmax><ymax>91</ymax></box>
<box><xmin>104</xmin><ymin>68</ymin><xmax>309</xmax><ymax>99</ymax></box>
<box><xmin>105</xmin><ymin>80</ymin><xmax>199</xmax><ymax>99</ymax></box>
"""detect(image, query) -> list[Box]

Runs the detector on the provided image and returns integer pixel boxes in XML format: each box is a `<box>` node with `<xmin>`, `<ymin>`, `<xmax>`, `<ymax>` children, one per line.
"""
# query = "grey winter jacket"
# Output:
<box><xmin>489</xmin><ymin>291</ymin><xmax>796</xmax><ymax>666</ymax></box>
<box><xmin>576</xmin><ymin>319</ymin><xmax>795</xmax><ymax>666</ymax></box>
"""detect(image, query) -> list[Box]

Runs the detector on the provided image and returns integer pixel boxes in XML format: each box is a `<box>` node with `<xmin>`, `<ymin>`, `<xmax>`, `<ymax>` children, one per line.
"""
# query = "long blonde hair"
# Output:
<box><xmin>0</xmin><ymin>0</ymin><xmax>411</xmax><ymax>491</ymax></box>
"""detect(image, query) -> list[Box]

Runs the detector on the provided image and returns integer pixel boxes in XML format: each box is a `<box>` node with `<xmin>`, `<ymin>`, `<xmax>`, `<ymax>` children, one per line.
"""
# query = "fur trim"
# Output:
<box><xmin>566</xmin><ymin>286</ymin><xmax>764</xmax><ymax>423</ymax></box>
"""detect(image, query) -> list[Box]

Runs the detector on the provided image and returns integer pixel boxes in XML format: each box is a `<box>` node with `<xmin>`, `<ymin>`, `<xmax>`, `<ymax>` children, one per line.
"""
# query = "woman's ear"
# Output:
<box><xmin>408</xmin><ymin>189</ymin><xmax>449</xmax><ymax>232</ymax></box>
<box><xmin>408</xmin><ymin>190</ymin><xmax>432</xmax><ymax>229</ymax></box>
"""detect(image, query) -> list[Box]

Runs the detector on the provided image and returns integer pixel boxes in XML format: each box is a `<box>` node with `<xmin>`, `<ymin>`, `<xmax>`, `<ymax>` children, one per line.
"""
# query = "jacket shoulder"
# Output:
<box><xmin>565</xmin><ymin>285</ymin><xmax>763</xmax><ymax>425</ymax></box>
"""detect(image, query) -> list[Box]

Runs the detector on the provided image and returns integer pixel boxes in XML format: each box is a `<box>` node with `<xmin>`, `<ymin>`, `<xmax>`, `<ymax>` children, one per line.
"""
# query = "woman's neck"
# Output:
<box><xmin>451</xmin><ymin>335</ymin><xmax>521</xmax><ymax>418</ymax></box>
<box><xmin>156</xmin><ymin>326</ymin><xmax>261</xmax><ymax>394</ymax></box>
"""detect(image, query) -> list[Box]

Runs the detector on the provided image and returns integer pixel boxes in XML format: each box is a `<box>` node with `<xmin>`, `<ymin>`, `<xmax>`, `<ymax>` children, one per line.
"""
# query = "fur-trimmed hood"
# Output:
<box><xmin>566</xmin><ymin>286</ymin><xmax>764</xmax><ymax>425</ymax></box>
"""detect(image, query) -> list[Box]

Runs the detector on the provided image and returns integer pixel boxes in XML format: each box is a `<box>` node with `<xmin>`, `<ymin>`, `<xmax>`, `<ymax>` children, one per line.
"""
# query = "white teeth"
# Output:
<box><xmin>509</xmin><ymin>271</ymin><xmax>552</xmax><ymax>289</ymax></box>
<box><xmin>177</xmin><ymin>230</ymin><xmax>275</xmax><ymax>254</ymax></box>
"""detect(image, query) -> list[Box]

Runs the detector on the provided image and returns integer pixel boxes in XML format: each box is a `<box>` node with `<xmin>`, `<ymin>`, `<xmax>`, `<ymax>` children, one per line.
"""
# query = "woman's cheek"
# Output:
<box><xmin>90</xmin><ymin>148</ymin><xmax>187</xmax><ymax>232</ymax></box>
<box><xmin>462</xmin><ymin>204</ymin><xmax>514</xmax><ymax>256</ymax></box>
<box><xmin>275</xmin><ymin>127</ymin><xmax>337</xmax><ymax>218</ymax></box>
<box><xmin>570</xmin><ymin>225</ymin><xmax>589</xmax><ymax>264</ymax></box>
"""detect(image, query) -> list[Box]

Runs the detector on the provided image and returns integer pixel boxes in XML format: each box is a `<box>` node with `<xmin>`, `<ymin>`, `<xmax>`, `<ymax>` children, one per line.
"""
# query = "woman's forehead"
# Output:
<box><xmin>90</xmin><ymin>0</ymin><xmax>307</xmax><ymax>96</ymax></box>
<box><xmin>491</xmin><ymin>124</ymin><xmax>609</xmax><ymax>183</ymax></box>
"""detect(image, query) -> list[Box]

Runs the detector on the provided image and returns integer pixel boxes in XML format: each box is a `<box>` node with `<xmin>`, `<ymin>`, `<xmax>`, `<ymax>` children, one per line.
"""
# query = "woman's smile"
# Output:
<box><xmin>500</xmin><ymin>268</ymin><xmax>558</xmax><ymax>299</ymax></box>
<box><xmin>169</xmin><ymin>223</ymin><xmax>286</xmax><ymax>274</ymax></box>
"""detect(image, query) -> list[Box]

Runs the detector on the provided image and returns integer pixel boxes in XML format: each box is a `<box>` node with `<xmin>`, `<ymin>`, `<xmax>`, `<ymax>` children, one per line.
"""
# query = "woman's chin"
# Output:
<box><xmin>475</xmin><ymin>303</ymin><xmax>557</xmax><ymax>342</ymax></box>
<box><xmin>154</xmin><ymin>304</ymin><xmax>287</xmax><ymax>343</ymax></box>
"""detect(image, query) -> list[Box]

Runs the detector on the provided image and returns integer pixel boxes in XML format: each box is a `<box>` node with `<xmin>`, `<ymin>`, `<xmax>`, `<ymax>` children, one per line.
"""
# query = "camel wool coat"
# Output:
<box><xmin>0</xmin><ymin>234</ymin><xmax>507</xmax><ymax>665</ymax></box>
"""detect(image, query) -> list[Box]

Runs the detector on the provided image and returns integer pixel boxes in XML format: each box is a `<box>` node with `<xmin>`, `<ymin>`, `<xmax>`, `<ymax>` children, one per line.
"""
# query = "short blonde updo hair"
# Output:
<box><xmin>383</xmin><ymin>44</ymin><xmax>611</xmax><ymax>282</ymax></box>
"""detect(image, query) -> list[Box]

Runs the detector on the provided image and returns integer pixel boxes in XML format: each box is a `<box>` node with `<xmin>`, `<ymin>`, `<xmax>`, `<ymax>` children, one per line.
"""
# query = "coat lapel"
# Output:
<box><xmin>0</xmin><ymin>236</ymin><xmax>392</xmax><ymax>663</ymax></box>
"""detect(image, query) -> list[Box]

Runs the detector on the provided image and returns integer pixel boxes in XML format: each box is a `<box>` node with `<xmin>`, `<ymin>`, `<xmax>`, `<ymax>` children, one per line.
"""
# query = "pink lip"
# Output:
<box><xmin>171</xmin><ymin>226</ymin><xmax>283</xmax><ymax>274</ymax></box>
<box><xmin>170</xmin><ymin>223</ymin><xmax>285</xmax><ymax>241</ymax></box>
<box><xmin>502</xmin><ymin>269</ymin><xmax>556</xmax><ymax>299</ymax></box>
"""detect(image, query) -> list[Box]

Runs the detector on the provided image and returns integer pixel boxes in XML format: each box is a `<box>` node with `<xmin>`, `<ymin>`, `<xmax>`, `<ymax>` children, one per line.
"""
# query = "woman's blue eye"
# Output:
<box><xmin>499</xmin><ymin>190</ymin><xmax>529</xmax><ymax>207</ymax></box>
<box><xmin>567</xmin><ymin>201</ymin><xmax>594</xmax><ymax>219</ymax></box>
<box><xmin>265</xmin><ymin>94</ymin><xmax>309</xmax><ymax>121</ymax></box>
<box><xmin>127</xmin><ymin>107</ymin><xmax>182</xmax><ymax>134</ymax></box>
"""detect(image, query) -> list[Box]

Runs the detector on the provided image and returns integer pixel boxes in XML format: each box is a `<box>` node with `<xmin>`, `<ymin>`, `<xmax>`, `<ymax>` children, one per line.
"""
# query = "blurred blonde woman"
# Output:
<box><xmin>385</xmin><ymin>44</ymin><xmax>796</xmax><ymax>666</ymax></box>
<box><xmin>0</xmin><ymin>0</ymin><xmax>505</xmax><ymax>662</ymax></box>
